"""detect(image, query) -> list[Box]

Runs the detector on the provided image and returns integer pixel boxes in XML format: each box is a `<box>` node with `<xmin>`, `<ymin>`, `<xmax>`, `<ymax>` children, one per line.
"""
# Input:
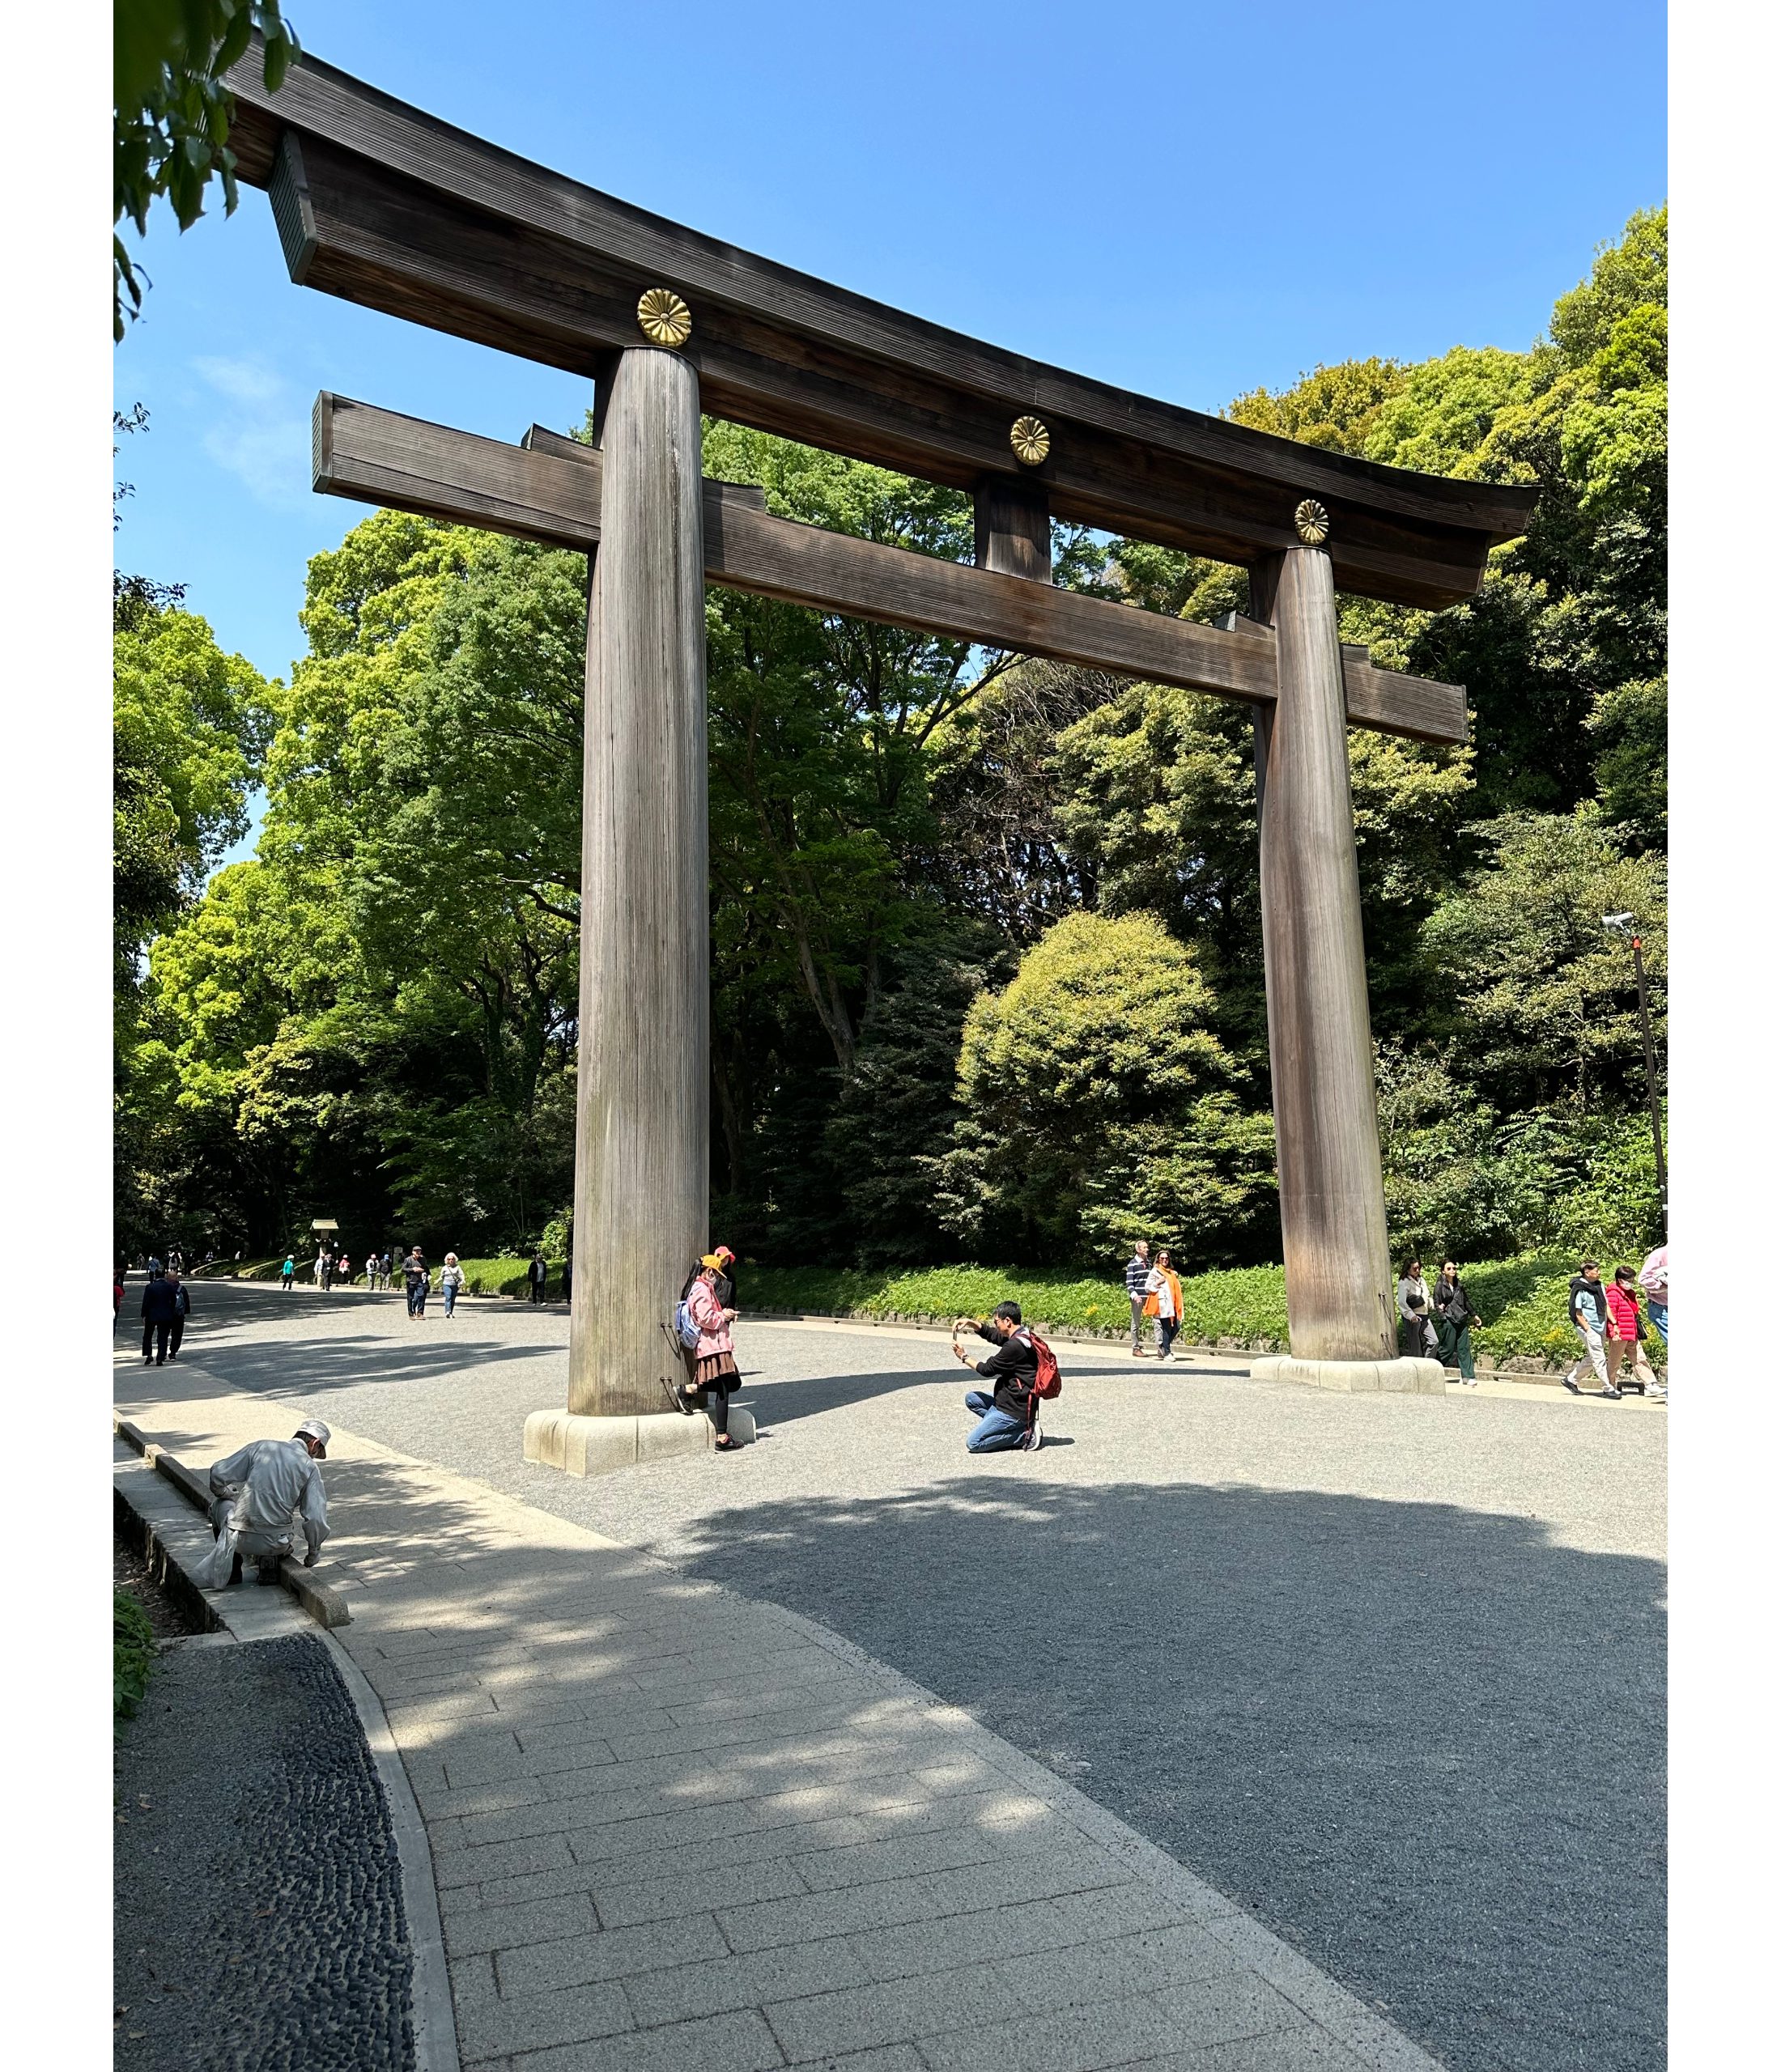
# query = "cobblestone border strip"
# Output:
<box><xmin>322</xmin><ymin>1635</ymin><xmax>462</xmax><ymax>2072</ymax></box>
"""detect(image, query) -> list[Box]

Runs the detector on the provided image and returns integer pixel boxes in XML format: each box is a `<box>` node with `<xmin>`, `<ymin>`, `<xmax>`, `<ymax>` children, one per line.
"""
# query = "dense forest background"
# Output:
<box><xmin>114</xmin><ymin>207</ymin><xmax>1667</xmax><ymax>1274</ymax></box>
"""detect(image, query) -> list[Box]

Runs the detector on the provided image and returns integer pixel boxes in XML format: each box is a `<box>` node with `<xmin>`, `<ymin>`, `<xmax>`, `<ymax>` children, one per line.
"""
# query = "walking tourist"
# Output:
<box><xmin>951</xmin><ymin>1301</ymin><xmax>1044</xmax><ymax>1453</ymax></box>
<box><xmin>1433</xmin><ymin>1261</ymin><xmax>1480</xmax><ymax>1384</ymax></box>
<box><xmin>1605</xmin><ymin>1266</ymin><xmax>1664</xmax><ymax>1400</ymax></box>
<box><xmin>1396</xmin><ymin>1259</ymin><xmax>1437</xmax><ymax>1357</ymax></box>
<box><xmin>440</xmin><ymin>1252</ymin><xmax>465</xmax><ymax>1317</ymax></box>
<box><xmin>364</xmin><ymin>1250</ymin><xmax>380</xmax><ymax>1291</ymax></box>
<box><xmin>1124</xmin><ymin>1238</ymin><xmax>1151</xmax><ymax>1357</ymax></box>
<box><xmin>380</xmin><ymin>1249</ymin><xmax>393</xmax><ymax>1292</ymax></box>
<box><xmin>167</xmin><ymin>1271</ymin><xmax>191</xmax><ymax>1361</ymax></box>
<box><xmin>312</xmin><ymin>1247</ymin><xmax>325</xmax><ymax>1286</ymax></box>
<box><xmin>280</xmin><ymin>1254</ymin><xmax>295</xmax><ymax>1290</ymax></box>
<box><xmin>402</xmin><ymin>1246</ymin><xmax>428</xmax><ymax>1317</ymax></box>
<box><xmin>1563</xmin><ymin>1260</ymin><xmax>1615</xmax><ymax>1396</ymax></box>
<box><xmin>140</xmin><ymin>1270</ymin><xmax>178</xmax><ymax>1366</ymax></box>
<box><xmin>197</xmin><ymin>1420</ymin><xmax>331</xmax><ymax>1588</ymax></box>
<box><xmin>528</xmin><ymin>1249</ymin><xmax>549</xmax><ymax>1305</ymax></box>
<box><xmin>670</xmin><ymin>1254</ymin><xmax>743</xmax><ymax>1451</ymax></box>
<box><xmin>1638</xmin><ymin>1242</ymin><xmax>1668</xmax><ymax>1348</ymax></box>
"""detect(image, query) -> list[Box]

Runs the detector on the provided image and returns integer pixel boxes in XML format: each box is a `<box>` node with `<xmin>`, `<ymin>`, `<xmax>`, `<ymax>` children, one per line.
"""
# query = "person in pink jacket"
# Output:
<box><xmin>1605</xmin><ymin>1265</ymin><xmax>1664</xmax><ymax>1401</ymax></box>
<box><xmin>674</xmin><ymin>1253</ymin><xmax>743</xmax><ymax>1450</ymax></box>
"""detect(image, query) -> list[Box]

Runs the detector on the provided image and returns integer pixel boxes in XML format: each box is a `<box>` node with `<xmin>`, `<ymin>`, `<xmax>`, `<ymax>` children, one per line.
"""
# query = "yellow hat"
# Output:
<box><xmin>699</xmin><ymin>1253</ymin><xmax>725</xmax><ymax>1271</ymax></box>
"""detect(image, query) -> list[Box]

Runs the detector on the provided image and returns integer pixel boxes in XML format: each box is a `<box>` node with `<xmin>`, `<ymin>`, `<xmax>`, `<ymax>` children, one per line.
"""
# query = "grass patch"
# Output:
<box><xmin>114</xmin><ymin>1588</ymin><xmax>155</xmax><ymax>1722</ymax></box>
<box><xmin>453</xmin><ymin>1256</ymin><xmax>565</xmax><ymax>1300</ymax></box>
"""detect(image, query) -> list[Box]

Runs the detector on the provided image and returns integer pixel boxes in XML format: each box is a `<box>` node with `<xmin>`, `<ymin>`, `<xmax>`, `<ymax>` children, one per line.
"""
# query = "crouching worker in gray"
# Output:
<box><xmin>951</xmin><ymin>1303</ymin><xmax>1042</xmax><ymax>1453</ymax></box>
<box><xmin>199</xmin><ymin>1419</ymin><xmax>332</xmax><ymax>1587</ymax></box>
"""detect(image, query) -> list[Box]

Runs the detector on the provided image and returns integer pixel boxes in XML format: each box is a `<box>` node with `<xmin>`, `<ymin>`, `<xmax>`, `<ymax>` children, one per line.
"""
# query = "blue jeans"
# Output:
<box><xmin>964</xmin><ymin>1390</ymin><xmax>1027</xmax><ymax>1452</ymax></box>
<box><xmin>1647</xmin><ymin>1300</ymin><xmax>1667</xmax><ymax>1346</ymax></box>
<box><xmin>443</xmin><ymin>1284</ymin><xmax>457</xmax><ymax>1316</ymax></box>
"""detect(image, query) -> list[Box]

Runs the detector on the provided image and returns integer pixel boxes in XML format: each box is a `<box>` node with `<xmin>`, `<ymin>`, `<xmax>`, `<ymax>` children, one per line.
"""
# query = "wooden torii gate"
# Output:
<box><xmin>226</xmin><ymin>51</ymin><xmax>1535</xmax><ymax>1461</ymax></box>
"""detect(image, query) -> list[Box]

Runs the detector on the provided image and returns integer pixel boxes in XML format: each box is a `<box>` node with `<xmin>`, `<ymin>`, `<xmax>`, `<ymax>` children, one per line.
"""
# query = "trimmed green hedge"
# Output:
<box><xmin>742</xmin><ymin>1251</ymin><xmax>1664</xmax><ymax>1369</ymax></box>
<box><xmin>206</xmin><ymin>1246</ymin><xmax>1663</xmax><ymax>1369</ymax></box>
<box><xmin>742</xmin><ymin>1263</ymin><xmax>1288</xmax><ymax>1348</ymax></box>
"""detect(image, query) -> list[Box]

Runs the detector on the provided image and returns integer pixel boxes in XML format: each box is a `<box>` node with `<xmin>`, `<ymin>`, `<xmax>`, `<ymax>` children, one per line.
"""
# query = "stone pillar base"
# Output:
<box><xmin>1250</xmin><ymin>1356</ymin><xmax>1446</xmax><ymax>1396</ymax></box>
<box><xmin>523</xmin><ymin>1405</ymin><xmax>756</xmax><ymax>1478</ymax></box>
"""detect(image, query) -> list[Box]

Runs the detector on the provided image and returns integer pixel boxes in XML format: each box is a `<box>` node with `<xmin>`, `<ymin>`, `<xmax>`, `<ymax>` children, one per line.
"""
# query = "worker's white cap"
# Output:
<box><xmin>295</xmin><ymin>1419</ymin><xmax>332</xmax><ymax>1454</ymax></box>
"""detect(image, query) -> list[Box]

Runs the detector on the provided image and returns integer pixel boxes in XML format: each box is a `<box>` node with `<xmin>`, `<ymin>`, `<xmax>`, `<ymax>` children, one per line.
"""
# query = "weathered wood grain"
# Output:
<box><xmin>567</xmin><ymin>350</ymin><xmax>709</xmax><ymax>1419</ymax></box>
<box><xmin>975</xmin><ymin>478</ymin><xmax>1051</xmax><ymax>582</ymax></box>
<box><xmin>316</xmin><ymin>396</ymin><xmax>1469</xmax><ymax>744</ymax></box>
<box><xmin>239</xmin><ymin>63</ymin><xmax>1536</xmax><ymax>606</ymax></box>
<box><xmin>1256</xmin><ymin>547</ymin><xmax>1399</xmax><ymax>1361</ymax></box>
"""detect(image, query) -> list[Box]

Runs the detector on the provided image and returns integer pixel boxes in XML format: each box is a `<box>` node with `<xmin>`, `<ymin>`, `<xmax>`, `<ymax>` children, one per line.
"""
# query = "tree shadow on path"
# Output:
<box><xmin>665</xmin><ymin>1478</ymin><xmax>1664</xmax><ymax>2072</ymax></box>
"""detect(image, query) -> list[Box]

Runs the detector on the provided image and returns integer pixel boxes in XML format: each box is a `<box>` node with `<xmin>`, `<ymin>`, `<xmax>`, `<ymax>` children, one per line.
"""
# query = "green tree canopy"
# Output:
<box><xmin>931</xmin><ymin>912</ymin><xmax>1274</xmax><ymax>1265</ymax></box>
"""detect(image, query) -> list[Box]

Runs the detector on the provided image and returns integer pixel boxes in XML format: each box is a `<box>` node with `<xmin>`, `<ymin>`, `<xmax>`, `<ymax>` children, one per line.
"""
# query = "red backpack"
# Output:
<box><xmin>1026</xmin><ymin>1329</ymin><xmax>1062</xmax><ymax>1401</ymax></box>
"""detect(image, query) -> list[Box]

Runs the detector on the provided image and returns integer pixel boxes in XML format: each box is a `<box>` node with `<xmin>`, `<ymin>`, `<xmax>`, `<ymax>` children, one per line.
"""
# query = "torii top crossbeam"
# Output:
<box><xmin>224</xmin><ymin>51</ymin><xmax>1534</xmax><ymax>612</ymax></box>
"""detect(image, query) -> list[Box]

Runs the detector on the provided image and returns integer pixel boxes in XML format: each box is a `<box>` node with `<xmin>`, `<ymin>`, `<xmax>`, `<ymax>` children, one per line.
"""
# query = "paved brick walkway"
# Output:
<box><xmin>116</xmin><ymin>1356</ymin><xmax>1439</xmax><ymax>2072</ymax></box>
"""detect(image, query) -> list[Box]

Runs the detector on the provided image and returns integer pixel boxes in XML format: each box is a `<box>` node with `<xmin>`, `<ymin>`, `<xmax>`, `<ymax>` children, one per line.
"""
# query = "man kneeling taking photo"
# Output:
<box><xmin>952</xmin><ymin>1301</ymin><xmax>1043</xmax><ymax>1454</ymax></box>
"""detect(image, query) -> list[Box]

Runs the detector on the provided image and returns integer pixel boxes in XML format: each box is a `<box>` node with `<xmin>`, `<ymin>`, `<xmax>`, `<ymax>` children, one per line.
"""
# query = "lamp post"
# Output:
<box><xmin>1603</xmin><ymin>913</ymin><xmax>1666</xmax><ymax>1227</ymax></box>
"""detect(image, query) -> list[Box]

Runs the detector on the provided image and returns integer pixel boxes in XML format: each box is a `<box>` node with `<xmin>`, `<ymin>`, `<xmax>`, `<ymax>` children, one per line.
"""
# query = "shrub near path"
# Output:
<box><xmin>745</xmin><ymin>1250</ymin><xmax>1663</xmax><ymax>1369</ymax></box>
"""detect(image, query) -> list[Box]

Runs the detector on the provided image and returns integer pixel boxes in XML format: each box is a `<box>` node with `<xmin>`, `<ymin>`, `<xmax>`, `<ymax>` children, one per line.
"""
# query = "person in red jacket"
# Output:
<box><xmin>1605</xmin><ymin>1266</ymin><xmax>1665</xmax><ymax>1401</ymax></box>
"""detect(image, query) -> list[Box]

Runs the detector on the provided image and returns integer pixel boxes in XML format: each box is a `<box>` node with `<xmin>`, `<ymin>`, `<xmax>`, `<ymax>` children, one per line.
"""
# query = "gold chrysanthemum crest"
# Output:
<box><xmin>636</xmin><ymin>287</ymin><xmax>692</xmax><ymax>348</ymax></box>
<box><xmin>1010</xmin><ymin>415</ymin><xmax>1051</xmax><ymax>467</ymax></box>
<box><xmin>1293</xmin><ymin>498</ymin><xmax>1330</xmax><ymax>546</ymax></box>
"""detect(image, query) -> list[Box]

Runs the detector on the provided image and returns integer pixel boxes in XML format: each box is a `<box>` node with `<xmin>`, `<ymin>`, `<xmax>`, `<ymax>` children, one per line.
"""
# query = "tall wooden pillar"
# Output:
<box><xmin>567</xmin><ymin>346</ymin><xmax>708</xmax><ymax>1416</ymax></box>
<box><xmin>1255</xmin><ymin>545</ymin><xmax>1397</xmax><ymax>1361</ymax></box>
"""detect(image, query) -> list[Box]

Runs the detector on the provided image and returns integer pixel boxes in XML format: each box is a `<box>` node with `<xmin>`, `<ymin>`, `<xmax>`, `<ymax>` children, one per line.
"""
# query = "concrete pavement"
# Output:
<box><xmin>114</xmin><ymin>1283</ymin><xmax>1665</xmax><ymax>2070</ymax></box>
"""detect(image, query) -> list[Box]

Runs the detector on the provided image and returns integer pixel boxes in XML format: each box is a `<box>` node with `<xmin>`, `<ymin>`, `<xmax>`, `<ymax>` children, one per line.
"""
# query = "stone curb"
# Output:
<box><xmin>113</xmin><ymin>1414</ymin><xmax>352</xmax><ymax>1627</ymax></box>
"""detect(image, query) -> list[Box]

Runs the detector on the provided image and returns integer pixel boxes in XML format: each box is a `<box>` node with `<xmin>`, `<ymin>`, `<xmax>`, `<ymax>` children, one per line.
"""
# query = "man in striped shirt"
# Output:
<box><xmin>1124</xmin><ymin>1240</ymin><xmax>1151</xmax><ymax>1357</ymax></box>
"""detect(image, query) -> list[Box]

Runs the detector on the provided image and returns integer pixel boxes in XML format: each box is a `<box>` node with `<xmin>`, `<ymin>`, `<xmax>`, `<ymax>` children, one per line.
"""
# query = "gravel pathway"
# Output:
<box><xmin>113</xmin><ymin>1631</ymin><xmax>415</xmax><ymax>2072</ymax></box>
<box><xmin>133</xmin><ymin>1282</ymin><xmax>1667</xmax><ymax>2072</ymax></box>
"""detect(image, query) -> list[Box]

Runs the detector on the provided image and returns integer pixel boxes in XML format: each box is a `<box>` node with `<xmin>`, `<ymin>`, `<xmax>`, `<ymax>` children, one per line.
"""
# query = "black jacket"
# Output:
<box><xmin>969</xmin><ymin>1323</ymin><xmax>1039</xmax><ymax>1419</ymax></box>
<box><xmin>1570</xmin><ymin>1275</ymin><xmax>1607</xmax><ymax>1329</ymax></box>
<box><xmin>141</xmin><ymin>1277</ymin><xmax>179</xmax><ymax>1323</ymax></box>
<box><xmin>1435</xmin><ymin>1276</ymin><xmax>1474</xmax><ymax>1326</ymax></box>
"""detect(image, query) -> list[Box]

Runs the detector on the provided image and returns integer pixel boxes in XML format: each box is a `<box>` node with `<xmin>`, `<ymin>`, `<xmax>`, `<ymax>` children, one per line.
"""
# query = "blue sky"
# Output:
<box><xmin>114</xmin><ymin>0</ymin><xmax>1665</xmax><ymax>706</ymax></box>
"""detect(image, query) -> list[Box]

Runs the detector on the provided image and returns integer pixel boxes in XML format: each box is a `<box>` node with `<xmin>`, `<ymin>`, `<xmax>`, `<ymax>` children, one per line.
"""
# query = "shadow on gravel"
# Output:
<box><xmin>734</xmin><ymin>1364</ymin><xmax>954</xmax><ymax>1424</ymax></box>
<box><xmin>666</xmin><ymin>1479</ymin><xmax>1665</xmax><ymax>2072</ymax></box>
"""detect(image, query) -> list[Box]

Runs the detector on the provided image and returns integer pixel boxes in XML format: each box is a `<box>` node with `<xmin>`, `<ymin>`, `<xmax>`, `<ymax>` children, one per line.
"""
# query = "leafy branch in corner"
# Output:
<box><xmin>114</xmin><ymin>1</ymin><xmax>300</xmax><ymax>340</ymax></box>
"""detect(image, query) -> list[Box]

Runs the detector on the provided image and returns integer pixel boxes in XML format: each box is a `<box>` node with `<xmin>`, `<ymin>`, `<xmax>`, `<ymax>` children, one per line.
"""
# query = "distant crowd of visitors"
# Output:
<box><xmin>267</xmin><ymin>1240</ymin><xmax>570</xmax><ymax>1315</ymax></box>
